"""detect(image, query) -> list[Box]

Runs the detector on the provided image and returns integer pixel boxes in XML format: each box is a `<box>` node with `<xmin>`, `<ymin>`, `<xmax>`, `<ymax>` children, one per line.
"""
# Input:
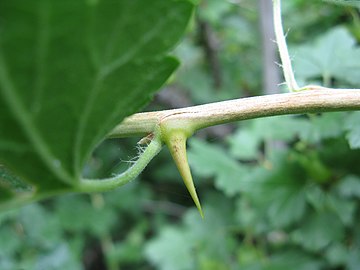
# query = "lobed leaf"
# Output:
<box><xmin>292</xmin><ymin>26</ymin><xmax>360</xmax><ymax>85</ymax></box>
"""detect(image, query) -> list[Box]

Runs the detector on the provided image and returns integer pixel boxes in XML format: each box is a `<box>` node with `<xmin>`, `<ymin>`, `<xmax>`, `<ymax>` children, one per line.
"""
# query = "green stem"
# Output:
<box><xmin>273</xmin><ymin>0</ymin><xmax>299</xmax><ymax>91</ymax></box>
<box><xmin>78</xmin><ymin>134</ymin><xmax>162</xmax><ymax>193</ymax></box>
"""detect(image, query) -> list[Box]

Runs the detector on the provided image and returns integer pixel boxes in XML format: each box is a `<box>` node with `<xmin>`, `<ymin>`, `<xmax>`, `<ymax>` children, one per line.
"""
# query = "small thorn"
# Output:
<box><xmin>165</xmin><ymin>131</ymin><xmax>204</xmax><ymax>218</ymax></box>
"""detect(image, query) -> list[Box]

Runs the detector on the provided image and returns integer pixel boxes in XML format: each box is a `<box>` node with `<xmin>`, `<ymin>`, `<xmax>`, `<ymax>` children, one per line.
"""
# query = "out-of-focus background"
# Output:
<box><xmin>1</xmin><ymin>0</ymin><xmax>360</xmax><ymax>269</ymax></box>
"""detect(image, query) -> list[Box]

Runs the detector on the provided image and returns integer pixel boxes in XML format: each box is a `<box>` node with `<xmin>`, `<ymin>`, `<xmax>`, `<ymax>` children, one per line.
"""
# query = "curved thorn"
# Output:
<box><xmin>165</xmin><ymin>131</ymin><xmax>204</xmax><ymax>218</ymax></box>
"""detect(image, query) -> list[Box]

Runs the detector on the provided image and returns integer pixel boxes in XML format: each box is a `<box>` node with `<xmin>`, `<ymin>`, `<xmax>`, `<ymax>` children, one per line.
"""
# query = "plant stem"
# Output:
<box><xmin>79</xmin><ymin>134</ymin><xmax>162</xmax><ymax>192</ymax></box>
<box><xmin>273</xmin><ymin>0</ymin><xmax>299</xmax><ymax>91</ymax></box>
<box><xmin>109</xmin><ymin>88</ymin><xmax>360</xmax><ymax>139</ymax></box>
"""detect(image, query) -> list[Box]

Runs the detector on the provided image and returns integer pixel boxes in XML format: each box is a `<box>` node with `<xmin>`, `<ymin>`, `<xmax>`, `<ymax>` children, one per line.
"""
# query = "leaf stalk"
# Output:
<box><xmin>272</xmin><ymin>0</ymin><xmax>300</xmax><ymax>91</ymax></box>
<box><xmin>79</xmin><ymin>133</ymin><xmax>162</xmax><ymax>192</ymax></box>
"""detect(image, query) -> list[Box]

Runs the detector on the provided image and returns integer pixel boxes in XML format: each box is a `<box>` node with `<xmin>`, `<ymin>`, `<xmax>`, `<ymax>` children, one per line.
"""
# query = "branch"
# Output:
<box><xmin>109</xmin><ymin>88</ymin><xmax>360</xmax><ymax>138</ymax></box>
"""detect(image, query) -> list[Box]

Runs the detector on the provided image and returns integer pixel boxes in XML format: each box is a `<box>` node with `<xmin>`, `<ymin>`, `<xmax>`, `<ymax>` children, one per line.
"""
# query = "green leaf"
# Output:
<box><xmin>183</xmin><ymin>194</ymin><xmax>236</xmax><ymax>260</ymax></box>
<box><xmin>55</xmin><ymin>195</ymin><xmax>117</xmax><ymax>237</ymax></box>
<box><xmin>305</xmin><ymin>185</ymin><xmax>328</xmax><ymax>211</ymax></box>
<box><xmin>0</xmin><ymin>227</ymin><xmax>21</xmax><ymax>257</ymax></box>
<box><xmin>145</xmin><ymin>194</ymin><xmax>236</xmax><ymax>270</ymax></box>
<box><xmin>292</xmin><ymin>211</ymin><xmax>345</xmax><ymax>251</ymax></box>
<box><xmin>0</xmin><ymin>256</ymin><xmax>15</xmax><ymax>270</ymax></box>
<box><xmin>107</xmin><ymin>222</ymin><xmax>147</xmax><ymax>265</ymax></box>
<box><xmin>267</xmin><ymin>184</ymin><xmax>307</xmax><ymax>228</ymax></box>
<box><xmin>144</xmin><ymin>227</ymin><xmax>194</xmax><ymax>270</ymax></box>
<box><xmin>239</xmin><ymin>151</ymin><xmax>308</xmax><ymax>228</ymax></box>
<box><xmin>35</xmin><ymin>243</ymin><xmax>82</xmax><ymax>270</ymax></box>
<box><xmin>198</xmin><ymin>0</ymin><xmax>233</xmax><ymax>24</ymax></box>
<box><xmin>0</xmin><ymin>0</ymin><xmax>194</xmax><ymax>205</ymax></box>
<box><xmin>236</xmin><ymin>244</ymin><xmax>263</xmax><ymax>267</ymax></box>
<box><xmin>345</xmin><ymin>112</ymin><xmax>360</xmax><ymax>149</ymax></box>
<box><xmin>18</xmin><ymin>204</ymin><xmax>62</xmax><ymax>247</ymax></box>
<box><xmin>347</xmin><ymin>249</ymin><xmax>360</xmax><ymax>270</ymax></box>
<box><xmin>255</xmin><ymin>116</ymin><xmax>308</xmax><ymax>142</ymax></box>
<box><xmin>228</xmin><ymin>116</ymin><xmax>309</xmax><ymax>159</ymax></box>
<box><xmin>327</xmin><ymin>194</ymin><xmax>356</xmax><ymax>225</ymax></box>
<box><xmin>291</xmin><ymin>150</ymin><xmax>332</xmax><ymax>183</ymax></box>
<box><xmin>228</xmin><ymin>128</ymin><xmax>261</xmax><ymax>160</ymax></box>
<box><xmin>228</xmin><ymin>113</ymin><xmax>345</xmax><ymax>159</ymax></box>
<box><xmin>299</xmin><ymin>113</ymin><xmax>345</xmax><ymax>144</ymax></box>
<box><xmin>235</xmin><ymin>197</ymin><xmax>257</xmax><ymax>230</ymax></box>
<box><xmin>292</xmin><ymin>26</ymin><xmax>360</xmax><ymax>85</ymax></box>
<box><xmin>0</xmin><ymin>165</ymin><xmax>32</xmax><ymax>194</ymax></box>
<box><xmin>325</xmin><ymin>243</ymin><xmax>348</xmax><ymax>266</ymax></box>
<box><xmin>188</xmin><ymin>138</ymin><xmax>250</xmax><ymax>196</ymax></box>
<box><xmin>0</xmin><ymin>185</ymin><xmax>13</xmax><ymax>203</ymax></box>
<box><xmin>305</xmin><ymin>185</ymin><xmax>356</xmax><ymax>225</ymax></box>
<box><xmin>336</xmin><ymin>175</ymin><xmax>360</xmax><ymax>198</ymax></box>
<box><xmin>263</xmin><ymin>251</ymin><xmax>322</xmax><ymax>270</ymax></box>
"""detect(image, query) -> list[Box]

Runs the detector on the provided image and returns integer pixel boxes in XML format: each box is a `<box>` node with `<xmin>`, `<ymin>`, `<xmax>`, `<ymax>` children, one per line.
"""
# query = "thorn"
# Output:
<box><xmin>165</xmin><ymin>131</ymin><xmax>204</xmax><ymax>218</ymax></box>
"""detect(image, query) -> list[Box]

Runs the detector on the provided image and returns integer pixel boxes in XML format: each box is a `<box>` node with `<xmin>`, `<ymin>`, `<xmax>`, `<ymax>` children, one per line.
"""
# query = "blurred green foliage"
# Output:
<box><xmin>1</xmin><ymin>0</ymin><xmax>360</xmax><ymax>269</ymax></box>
